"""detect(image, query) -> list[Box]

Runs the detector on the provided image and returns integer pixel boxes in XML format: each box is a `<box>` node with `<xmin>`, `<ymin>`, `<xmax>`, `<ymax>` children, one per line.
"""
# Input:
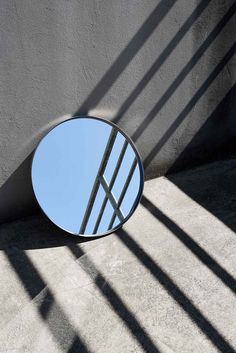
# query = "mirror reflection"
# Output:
<box><xmin>31</xmin><ymin>116</ymin><xmax>144</xmax><ymax>236</ymax></box>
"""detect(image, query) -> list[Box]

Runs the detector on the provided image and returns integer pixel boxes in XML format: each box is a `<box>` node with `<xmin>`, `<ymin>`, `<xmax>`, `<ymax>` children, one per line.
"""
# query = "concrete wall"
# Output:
<box><xmin>0</xmin><ymin>0</ymin><xmax>235</xmax><ymax>223</ymax></box>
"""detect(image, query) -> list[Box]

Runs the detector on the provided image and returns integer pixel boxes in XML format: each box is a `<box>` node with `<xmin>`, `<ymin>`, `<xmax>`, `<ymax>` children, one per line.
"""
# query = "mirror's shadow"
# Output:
<box><xmin>0</xmin><ymin>213</ymin><xmax>103</xmax><ymax>251</ymax></box>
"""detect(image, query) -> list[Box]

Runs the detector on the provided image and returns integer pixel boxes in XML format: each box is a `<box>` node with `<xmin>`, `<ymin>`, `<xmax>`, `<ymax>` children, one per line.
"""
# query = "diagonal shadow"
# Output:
<box><xmin>112</xmin><ymin>0</ymin><xmax>212</xmax><ymax>124</ymax></box>
<box><xmin>1</xmin><ymin>2</ymin><xmax>232</xmax><ymax>223</ymax></box>
<box><xmin>0</xmin><ymin>0</ymin><xmax>176</xmax><ymax>225</ymax></box>
<box><xmin>1</xmin><ymin>3</ymin><xmax>235</xmax><ymax>352</ymax></box>
<box><xmin>141</xmin><ymin>195</ymin><xmax>236</xmax><ymax>295</ymax></box>
<box><xmin>166</xmin><ymin>83</ymin><xmax>236</xmax><ymax>233</ymax></box>
<box><xmin>143</xmin><ymin>43</ymin><xmax>236</xmax><ymax>170</ymax></box>
<box><xmin>116</xmin><ymin>228</ymin><xmax>235</xmax><ymax>353</ymax></box>
<box><xmin>68</xmin><ymin>244</ymin><xmax>160</xmax><ymax>353</ymax></box>
<box><xmin>167</xmin><ymin>82</ymin><xmax>236</xmax><ymax>174</ymax></box>
<box><xmin>1</xmin><ymin>0</ymin><xmax>231</xmax><ymax>224</ymax></box>
<box><xmin>4</xmin><ymin>247</ymin><xmax>91</xmax><ymax>353</ymax></box>
<box><xmin>130</xmin><ymin>2</ymin><xmax>236</xmax><ymax>142</ymax></box>
<box><xmin>74</xmin><ymin>0</ymin><xmax>177</xmax><ymax>115</ymax></box>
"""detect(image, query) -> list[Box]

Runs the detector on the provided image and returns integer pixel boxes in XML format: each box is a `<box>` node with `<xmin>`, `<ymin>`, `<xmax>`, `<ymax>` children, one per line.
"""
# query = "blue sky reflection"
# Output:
<box><xmin>32</xmin><ymin>117</ymin><xmax>141</xmax><ymax>235</ymax></box>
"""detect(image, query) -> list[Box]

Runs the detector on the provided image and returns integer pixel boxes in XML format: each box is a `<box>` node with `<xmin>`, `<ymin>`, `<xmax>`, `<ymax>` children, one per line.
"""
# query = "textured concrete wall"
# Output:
<box><xmin>0</xmin><ymin>0</ymin><xmax>235</xmax><ymax>223</ymax></box>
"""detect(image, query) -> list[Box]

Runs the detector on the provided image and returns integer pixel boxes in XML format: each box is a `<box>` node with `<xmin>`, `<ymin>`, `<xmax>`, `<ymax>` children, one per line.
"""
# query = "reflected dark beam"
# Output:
<box><xmin>108</xmin><ymin>158</ymin><xmax>137</xmax><ymax>229</ymax></box>
<box><xmin>75</xmin><ymin>0</ymin><xmax>177</xmax><ymax>115</ymax></box>
<box><xmin>5</xmin><ymin>248</ymin><xmax>90</xmax><ymax>353</ymax></box>
<box><xmin>116</xmin><ymin>229</ymin><xmax>235</xmax><ymax>353</ymax></box>
<box><xmin>79</xmin><ymin>128</ymin><xmax>117</xmax><ymax>234</ymax></box>
<box><xmin>68</xmin><ymin>244</ymin><xmax>161</xmax><ymax>353</ymax></box>
<box><xmin>93</xmin><ymin>140</ymin><xmax>128</xmax><ymax>233</ymax></box>
<box><xmin>132</xmin><ymin>2</ymin><xmax>236</xmax><ymax>143</ymax></box>
<box><xmin>113</xmin><ymin>0</ymin><xmax>212</xmax><ymax>124</ymax></box>
<box><xmin>141</xmin><ymin>195</ymin><xmax>236</xmax><ymax>295</ymax></box>
<box><xmin>143</xmin><ymin>43</ymin><xmax>236</xmax><ymax>169</ymax></box>
<box><xmin>99</xmin><ymin>175</ymin><xmax>125</xmax><ymax>221</ymax></box>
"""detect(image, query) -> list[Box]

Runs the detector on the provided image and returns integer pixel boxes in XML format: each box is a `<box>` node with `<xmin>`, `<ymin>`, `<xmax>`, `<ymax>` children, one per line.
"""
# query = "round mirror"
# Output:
<box><xmin>31</xmin><ymin>116</ymin><xmax>144</xmax><ymax>237</ymax></box>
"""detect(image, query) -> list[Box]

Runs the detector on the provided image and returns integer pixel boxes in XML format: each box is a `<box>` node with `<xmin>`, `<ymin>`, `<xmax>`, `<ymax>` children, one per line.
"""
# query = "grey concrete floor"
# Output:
<box><xmin>0</xmin><ymin>159</ymin><xmax>236</xmax><ymax>353</ymax></box>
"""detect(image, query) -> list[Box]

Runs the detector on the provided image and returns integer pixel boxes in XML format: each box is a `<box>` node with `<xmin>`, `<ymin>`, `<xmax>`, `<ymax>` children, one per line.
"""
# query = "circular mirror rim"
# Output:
<box><xmin>31</xmin><ymin>115</ymin><xmax>144</xmax><ymax>237</ymax></box>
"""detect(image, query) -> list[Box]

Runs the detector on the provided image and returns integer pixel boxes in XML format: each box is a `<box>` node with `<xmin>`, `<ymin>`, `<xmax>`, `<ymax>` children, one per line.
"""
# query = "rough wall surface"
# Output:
<box><xmin>0</xmin><ymin>0</ymin><xmax>235</xmax><ymax>222</ymax></box>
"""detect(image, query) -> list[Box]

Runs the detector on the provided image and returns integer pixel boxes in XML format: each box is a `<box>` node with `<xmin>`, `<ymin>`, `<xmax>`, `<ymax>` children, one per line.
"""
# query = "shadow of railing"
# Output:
<box><xmin>143</xmin><ymin>42</ymin><xmax>236</xmax><ymax>170</ymax></box>
<box><xmin>168</xmin><ymin>83</ymin><xmax>236</xmax><ymax>175</ymax></box>
<box><xmin>1</xmin><ymin>1</ymin><xmax>236</xmax><ymax>351</ymax></box>
<box><xmin>141</xmin><ymin>195</ymin><xmax>236</xmax><ymax>295</ymax></box>
<box><xmin>1</xmin><ymin>0</ymin><xmax>234</xmax><ymax>225</ymax></box>
<box><xmin>116</xmin><ymin>228</ymin><xmax>236</xmax><ymax>353</ymax></box>
<box><xmin>0</xmin><ymin>216</ymin><xmax>160</xmax><ymax>352</ymax></box>
<box><xmin>3</xmin><ymin>201</ymin><xmax>235</xmax><ymax>352</ymax></box>
<box><xmin>0</xmin><ymin>4</ymin><xmax>180</xmax><ymax>347</ymax></box>
<box><xmin>112</xmin><ymin>0</ymin><xmax>212</xmax><ymax>124</ymax></box>
<box><xmin>74</xmin><ymin>0</ymin><xmax>177</xmax><ymax>116</ymax></box>
<box><xmin>166</xmin><ymin>83</ymin><xmax>236</xmax><ymax>233</ymax></box>
<box><xmin>4</xmin><ymin>246</ymin><xmax>91</xmax><ymax>353</ymax></box>
<box><xmin>129</xmin><ymin>2</ymin><xmax>236</xmax><ymax>143</ymax></box>
<box><xmin>68</xmin><ymin>244</ymin><xmax>160</xmax><ymax>353</ymax></box>
<box><xmin>0</xmin><ymin>0</ymin><xmax>176</xmax><ymax>225</ymax></box>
